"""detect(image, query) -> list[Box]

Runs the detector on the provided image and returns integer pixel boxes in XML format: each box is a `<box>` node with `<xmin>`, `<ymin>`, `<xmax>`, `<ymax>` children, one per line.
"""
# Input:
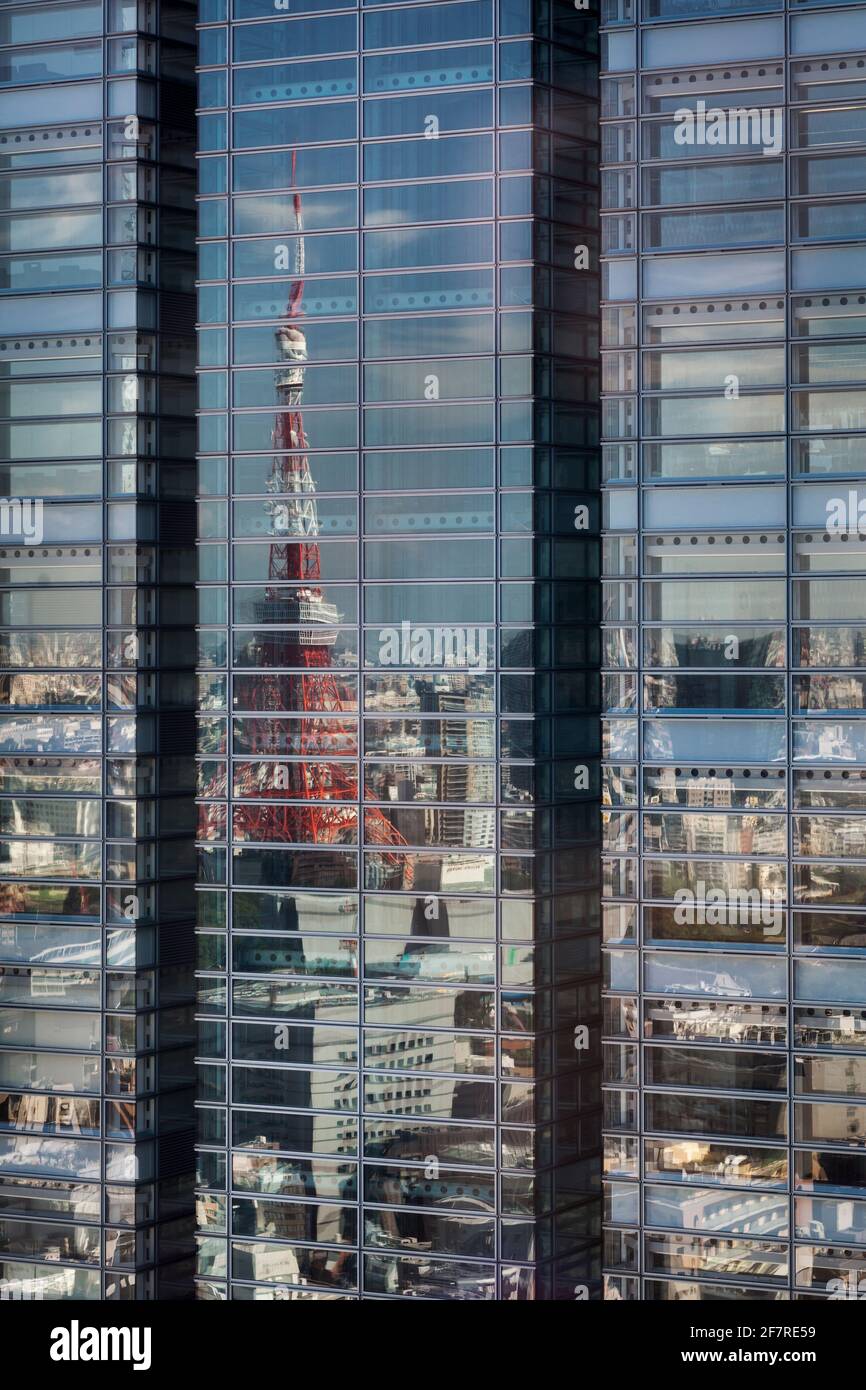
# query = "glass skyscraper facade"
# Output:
<box><xmin>194</xmin><ymin>0</ymin><xmax>602</xmax><ymax>1301</ymax></box>
<box><xmin>0</xmin><ymin>0</ymin><xmax>197</xmax><ymax>1300</ymax></box>
<box><xmin>5</xmin><ymin>0</ymin><xmax>866</xmax><ymax>1312</ymax></box>
<box><xmin>600</xmin><ymin>0</ymin><xmax>866</xmax><ymax>1301</ymax></box>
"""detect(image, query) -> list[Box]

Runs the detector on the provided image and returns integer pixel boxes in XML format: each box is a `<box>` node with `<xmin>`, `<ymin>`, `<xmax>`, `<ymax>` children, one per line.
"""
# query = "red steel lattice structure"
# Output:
<box><xmin>233</xmin><ymin>162</ymin><xmax>411</xmax><ymax>879</ymax></box>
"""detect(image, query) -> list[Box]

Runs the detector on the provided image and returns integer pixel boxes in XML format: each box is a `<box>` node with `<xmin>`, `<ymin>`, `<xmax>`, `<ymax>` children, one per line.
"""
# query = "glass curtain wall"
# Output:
<box><xmin>600</xmin><ymin>0</ymin><xmax>866</xmax><ymax>1301</ymax></box>
<box><xmin>195</xmin><ymin>0</ymin><xmax>602</xmax><ymax>1301</ymax></box>
<box><xmin>0</xmin><ymin>0</ymin><xmax>197</xmax><ymax>1300</ymax></box>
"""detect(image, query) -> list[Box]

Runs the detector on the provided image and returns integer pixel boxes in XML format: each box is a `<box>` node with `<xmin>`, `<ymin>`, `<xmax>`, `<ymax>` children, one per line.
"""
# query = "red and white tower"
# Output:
<box><xmin>234</xmin><ymin>164</ymin><xmax>410</xmax><ymax>877</ymax></box>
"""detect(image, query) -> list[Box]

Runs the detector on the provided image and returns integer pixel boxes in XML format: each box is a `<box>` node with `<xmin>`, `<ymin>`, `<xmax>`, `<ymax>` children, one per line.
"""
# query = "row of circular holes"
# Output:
<box><xmin>651</xmin><ymin>297</ymin><xmax>866</xmax><ymax>314</ymax></box>
<box><xmin>0</xmin><ymin>550</ymin><xmax>99</xmax><ymax>558</ymax></box>
<box><xmin>0</xmin><ymin>129</ymin><xmax>97</xmax><ymax>144</ymax></box>
<box><xmin>649</xmin><ymin>61</ymin><xmax>866</xmax><ymax>84</ymax></box>
<box><xmin>653</xmin><ymin>535</ymin><xmax>866</xmax><ymax>545</ymax></box>
<box><xmin>659</xmin><ymin>770</ymin><xmax>866</xmax><ymax>780</ymax></box>
<box><xmin>1</xmin><ymin>340</ymin><xmax>98</xmax><ymax>351</ymax></box>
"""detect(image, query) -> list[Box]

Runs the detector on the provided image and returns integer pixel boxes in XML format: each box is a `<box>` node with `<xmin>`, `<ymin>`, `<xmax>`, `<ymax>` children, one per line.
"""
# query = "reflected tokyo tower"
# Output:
<box><xmin>233</xmin><ymin>157</ymin><xmax>410</xmax><ymax>878</ymax></box>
